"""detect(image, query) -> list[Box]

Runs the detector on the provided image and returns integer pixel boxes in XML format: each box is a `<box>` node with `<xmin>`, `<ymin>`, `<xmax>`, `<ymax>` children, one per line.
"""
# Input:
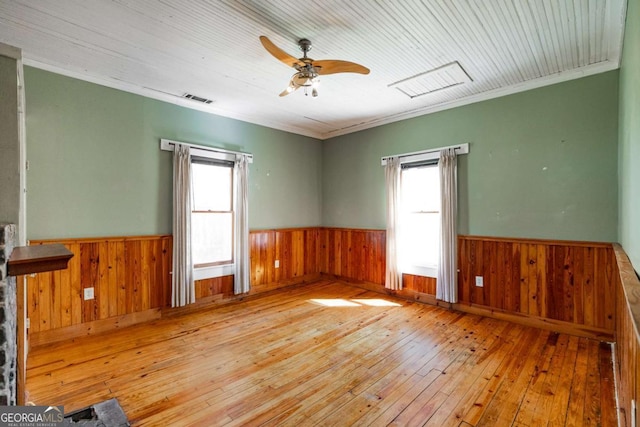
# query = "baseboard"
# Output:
<box><xmin>453</xmin><ymin>303</ymin><xmax>615</xmax><ymax>341</ymax></box>
<box><xmin>29</xmin><ymin>308</ymin><xmax>162</xmax><ymax>347</ymax></box>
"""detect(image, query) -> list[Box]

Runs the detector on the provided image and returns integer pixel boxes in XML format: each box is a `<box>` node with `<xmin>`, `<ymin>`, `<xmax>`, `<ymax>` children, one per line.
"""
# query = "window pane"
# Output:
<box><xmin>402</xmin><ymin>166</ymin><xmax>440</xmax><ymax>212</ymax></box>
<box><xmin>191</xmin><ymin>212</ymin><xmax>233</xmax><ymax>265</ymax></box>
<box><xmin>401</xmin><ymin>213</ymin><xmax>440</xmax><ymax>268</ymax></box>
<box><xmin>192</xmin><ymin>163</ymin><xmax>232</xmax><ymax>211</ymax></box>
<box><xmin>399</xmin><ymin>164</ymin><xmax>440</xmax><ymax>271</ymax></box>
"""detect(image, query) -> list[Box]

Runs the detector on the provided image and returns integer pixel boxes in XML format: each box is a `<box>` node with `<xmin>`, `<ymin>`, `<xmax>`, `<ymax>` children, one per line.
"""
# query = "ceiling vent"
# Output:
<box><xmin>389</xmin><ymin>61</ymin><xmax>472</xmax><ymax>99</ymax></box>
<box><xmin>182</xmin><ymin>93</ymin><xmax>214</xmax><ymax>104</ymax></box>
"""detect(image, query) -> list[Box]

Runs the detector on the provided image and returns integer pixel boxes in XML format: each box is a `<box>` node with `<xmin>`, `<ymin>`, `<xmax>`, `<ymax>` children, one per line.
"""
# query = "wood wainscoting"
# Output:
<box><xmin>317</xmin><ymin>227</ymin><xmax>438</xmax><ymax>303</ymax></box>
<box><xmin>317</xmin><ymin>230</ymin><xmax>617</xmax><ymax>339</ymax></box>
<box><xmin>317</xmin><ymin>228</ymin><xmax>385</xmax><ymax>285</ymax></box>
<box><xmin>27</xmin><ymin>229</ymin><xmax>321</xmax><ymax>346</ymax></box>
<box><xmin>250</xmin><ymin>228</ymin><xmax>320</xmax><ymax>292</ymax></box>
<box><xmin>27</xmin><ymin>229</ymin><xmax>620</xmax><ymax>345</ymax></box>
<box><xmin>27</xmin><ymin>236</ymin><xmax>172</xmax><ymax>346</ymax></box>
<box><xmin>457</xmin><ymin>235</ymin><xmax>618</xmax><ymax>340</ymax></box>
<box><xmin>613</xmin><ymin>244</ymin><xmax>640</xmax><ymax>427</ymax></box>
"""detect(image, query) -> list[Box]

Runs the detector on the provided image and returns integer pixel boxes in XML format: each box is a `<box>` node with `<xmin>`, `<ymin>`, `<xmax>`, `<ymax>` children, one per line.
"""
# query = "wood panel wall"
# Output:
<box><xmin>318</xmin><ymin>231</ymin><xmax>618</xmax><ymax>337</ymax></box>
<box><xmin>27</xmin><ymin>229</ymin><xmax>620</xmax><ymax>344</ymax></box>
<box><xmin>613</xmin><ymin>244</ymin><xmax>640</xmax><ymax>427</ymax></box>
<box><xmin>317</xmin><ymin>228</ymin><xmax>385</xmax><ymax>285</ymax></box>
<box><xmin>28</xmin><ymin>229</ymin><xmax>321</xmax><ymax>345</ymax></box>
<box><xmin>316</xmin><ymin>227</ymin><xmax>436</xmax><ymax>299</ymax></box>
<box><xmin>457</xmin><ymin>236</ymin><xmax>618</xmax><ymax>334</ymax></box>
<box><xmin>250</xmin><ymin>228</ymin><xmax>320</xmax><ymax>290</ymax></box>
<box><xmin>302</xmin><ymin>229</ymin><xmax>619</xmax><ymax>335</ymax></box>
<box><xmin>195</xmin><ymin>276</ymin><xmax>234</xmax><ymax>302</ymax></box>
<box><xmin>27</xmin><ymin>236</ymin><xmax>173</xmax><ymax>336</ymax></box>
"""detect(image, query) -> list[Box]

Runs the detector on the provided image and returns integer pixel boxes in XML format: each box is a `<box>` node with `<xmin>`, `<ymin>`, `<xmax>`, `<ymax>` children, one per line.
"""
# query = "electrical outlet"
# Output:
<box><xmin>84</xmin><ymin>287</ymin><xmax>95</xmax><ymax>300</ymax></box>
<box><xmin>475</xmin><ymin>276</ymin><xmax>484</xmax><ymax>287</ymax></box>
<box><xmin>275</xmin><ymin>260</ymin><xmax>280</xmax><ymax>268</ymax></box>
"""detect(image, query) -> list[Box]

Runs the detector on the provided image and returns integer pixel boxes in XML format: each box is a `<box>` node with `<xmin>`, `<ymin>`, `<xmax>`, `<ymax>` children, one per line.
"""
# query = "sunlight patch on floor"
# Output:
<box><xmin>352</xmin><ymin>299</ymin><xmax>402</xmax><ymax>307</ymax></box>
<box><xmin>309</xmin><ymin>298</ymin><xmax>402</xmax><ymax>307</ymax></box>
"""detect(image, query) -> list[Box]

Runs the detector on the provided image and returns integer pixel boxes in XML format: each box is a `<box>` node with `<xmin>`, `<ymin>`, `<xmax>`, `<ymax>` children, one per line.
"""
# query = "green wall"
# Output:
<box><xmin>25</xmin><ymin>67</ymin><xmax>322</xmax><ymax>239</ymax></box>
<box><xmin>619</xmin><ymin>0</ymin><xmax>640</xmax><ymax>272</ymax></box>
<box><xmin>25</xmin><ymin>66</ymin><xmax>621</xmax><ymax>244</ymax></box>
<box><xmin>323</xmin><ymin>71</ymin><xmax>619</xmax><ymax>242</ymax></box>
<box><xmin>0</xmin><ymin>54</ymin><xmax>21</xmax><ymax>229</ymax></box>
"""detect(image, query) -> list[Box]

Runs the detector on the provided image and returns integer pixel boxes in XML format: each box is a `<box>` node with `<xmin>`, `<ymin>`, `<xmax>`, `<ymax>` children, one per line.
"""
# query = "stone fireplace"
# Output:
<box><xmin>0</xmin><ymin>223</ymin><xmax>17</xmax><ymax>405</ymax></box>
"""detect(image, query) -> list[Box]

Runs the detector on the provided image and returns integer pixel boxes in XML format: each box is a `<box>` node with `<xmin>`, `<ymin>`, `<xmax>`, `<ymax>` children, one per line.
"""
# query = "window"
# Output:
<box><xmin>399</xmin><ymin>163</ymin><xmax>440</xmax><ymax>276</ymax></box>
<box><xmin>191</xmin><ymin>158</ymin><xmax>234</xmax><ymax>267</ymax></box>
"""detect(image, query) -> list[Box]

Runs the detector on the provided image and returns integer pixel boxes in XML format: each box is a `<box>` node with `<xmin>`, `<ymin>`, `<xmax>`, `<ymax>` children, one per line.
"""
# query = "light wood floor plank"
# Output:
<box><xmin>26</xmin><ymin>280</ymin><xmax>617</xmax><ymax>426</ymax></box>
<box><xmin>566</xmin><ymin>338</ymin><xmax>590</xmax><ymax>426</ymax></box>
<box><xmin>547</xmin><ymin>335</ymin><xmax>581</xmax><ymax>427</ymax></box>
<box><xmin>435</xmin><ymin>323</ymin><xmax>524</xmax><ymax>426</ymax></box>
<box><xmin>474</xmin><ymin>327</ymin><xmax>548</xmax><ymax>426</ymax></box>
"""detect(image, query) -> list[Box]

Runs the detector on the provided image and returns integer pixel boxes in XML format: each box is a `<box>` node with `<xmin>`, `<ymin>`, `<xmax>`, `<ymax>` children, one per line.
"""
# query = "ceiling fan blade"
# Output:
<box><xmin>279</xmin><ymin>85</ymin><xmax>299</xmax><ymax>97</ymax></box>
<box><xmin>313</xmin><ymin>60</ymin><xmax>370</xmax><ymax>75</ymax></box>
<box><xmin>260</xmin><ymin>36</ymin><xmax>302</xmax><ymax>68</ymax></box>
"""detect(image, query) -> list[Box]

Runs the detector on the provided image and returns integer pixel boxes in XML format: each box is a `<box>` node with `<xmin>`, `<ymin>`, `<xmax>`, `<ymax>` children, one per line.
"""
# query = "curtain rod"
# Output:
<box><xmin>381</xmin><ymin>143</ymin><xmax>469</xmax><ymax>166</ymax></box>
<box><xmin>160</xmin><ymin>138</ymin><xmax>253</xmax><ymax>163</ymax></box>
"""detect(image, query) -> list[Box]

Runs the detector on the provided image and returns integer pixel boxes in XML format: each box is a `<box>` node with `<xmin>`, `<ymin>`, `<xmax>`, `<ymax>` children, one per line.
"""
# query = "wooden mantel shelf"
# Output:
<box><xmin>7</xmin><ymin>244</ymin><xmax>74</xmax><ymax>276</ymax></box>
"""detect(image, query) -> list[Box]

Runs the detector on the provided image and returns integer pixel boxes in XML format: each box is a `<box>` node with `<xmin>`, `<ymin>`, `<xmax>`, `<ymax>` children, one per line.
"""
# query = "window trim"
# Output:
<box><xmin>191</xmin><ymin>157</ymin><xmax>235</xmax><ymax>269</ymax></box>
<box><xmin>403</xmin><ymin>265</ymin><xmax>438</xmax><ymax>278</ymax></box>
<box><xmin>194</xmin><ymin>263</ymin><xmax>235</xmax><ymax>280</ymax></box>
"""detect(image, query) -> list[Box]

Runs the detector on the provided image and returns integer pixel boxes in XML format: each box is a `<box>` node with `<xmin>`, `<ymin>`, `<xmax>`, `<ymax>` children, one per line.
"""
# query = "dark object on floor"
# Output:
<box><xmin>63</xmin><ymin>398</ymin><xmax>129</xmax><ymax>426</ymax></box>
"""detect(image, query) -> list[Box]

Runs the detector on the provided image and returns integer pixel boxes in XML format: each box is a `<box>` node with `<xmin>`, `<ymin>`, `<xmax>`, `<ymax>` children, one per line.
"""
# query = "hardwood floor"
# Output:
<box><xmin>26</xmin><ymin>280</ymin><xmax>617</xmax><ymax>426</ymax></box>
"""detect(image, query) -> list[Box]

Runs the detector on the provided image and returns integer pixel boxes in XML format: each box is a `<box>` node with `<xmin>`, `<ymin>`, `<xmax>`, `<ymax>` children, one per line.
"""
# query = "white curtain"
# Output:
<box><xmin>385</xmin><ymin>157</ymin><xmax>402</xmax><ymax>290</ymax></box>
<box><xmin>436</xmin><ymin>148</ymin><xmax>458</xmax><ymax>303</ymax></box>
<box><xmin>234</xmin><ymin>155</ymin><xmax>250</xmax><ymax>294</ymax></box>
<box><xmin>172</xmin><ymin>144</ymin><xmax>195</xmax><ymax>307</ymax></box>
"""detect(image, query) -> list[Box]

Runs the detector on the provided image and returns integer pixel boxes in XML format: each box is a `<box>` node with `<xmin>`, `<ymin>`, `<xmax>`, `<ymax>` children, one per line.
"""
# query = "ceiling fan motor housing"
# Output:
<box><xmin>298</xmin><ymin>38</ymin><xmax>312</xmax><ymax>55</ymax></box>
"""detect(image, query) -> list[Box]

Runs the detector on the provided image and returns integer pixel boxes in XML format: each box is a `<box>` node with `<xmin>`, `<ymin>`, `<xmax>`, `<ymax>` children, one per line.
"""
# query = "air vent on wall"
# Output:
<box><xmin>182</xmin><ymin>93</ymin><xmax>214</xmax><ymax>104</ymax></box>
<box><xmin>389</xmin><ymin>61</ymin><xmax>472</xmax><ymax>99</ymax></box>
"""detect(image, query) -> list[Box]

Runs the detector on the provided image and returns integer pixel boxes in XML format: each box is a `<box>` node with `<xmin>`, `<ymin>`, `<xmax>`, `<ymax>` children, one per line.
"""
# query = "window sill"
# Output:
<box><xmin>402</xmin><ymin>265</ymin><xmax>438</xmax><ymax>278</ymax></box>
<box><xmin>194</xmin><ymin>263</ymin><xmax>234</xmax><ymax>280</ymax></box>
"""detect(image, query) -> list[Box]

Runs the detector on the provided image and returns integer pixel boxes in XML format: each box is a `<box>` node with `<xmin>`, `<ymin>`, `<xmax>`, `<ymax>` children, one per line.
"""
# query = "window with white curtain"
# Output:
<box><xmin>190</xmin><ymin>158</ymin><xmax>234</xmax><ymax>267</ymax></box>
<box><xmin>399</xmin><ymin>162</ymin><xmax>440</xmax><ymax>277</ymax></box>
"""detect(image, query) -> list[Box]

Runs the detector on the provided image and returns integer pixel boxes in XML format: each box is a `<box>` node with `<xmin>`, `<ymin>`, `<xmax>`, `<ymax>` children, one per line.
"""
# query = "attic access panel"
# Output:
<box><xmin>389</xmin><ymin>61</ymin><xmax>472</xmax><ymax>99</ymax></box>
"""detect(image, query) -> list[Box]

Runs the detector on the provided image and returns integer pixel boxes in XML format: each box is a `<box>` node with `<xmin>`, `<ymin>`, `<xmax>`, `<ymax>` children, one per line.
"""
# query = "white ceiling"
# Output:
<box><xmin>0</xmin><ymin>0</ymin><xmax>627</xmax><ymax>140</ymax></box>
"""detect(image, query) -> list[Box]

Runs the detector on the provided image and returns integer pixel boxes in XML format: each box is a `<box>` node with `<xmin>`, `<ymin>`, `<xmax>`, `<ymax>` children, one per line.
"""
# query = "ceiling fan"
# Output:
<box><xmin>259</xmin><ymin>36</ymin><xmax>370</xmax><ymax>97</ymax></box>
